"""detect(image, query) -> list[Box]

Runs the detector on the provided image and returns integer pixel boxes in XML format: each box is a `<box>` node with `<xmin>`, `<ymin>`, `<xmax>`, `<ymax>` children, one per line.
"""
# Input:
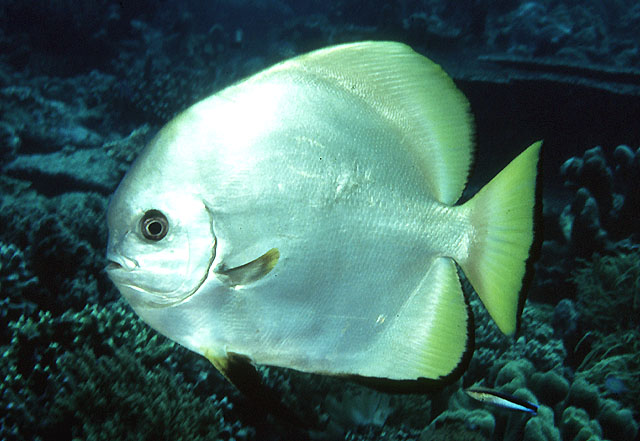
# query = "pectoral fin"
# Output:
<box><xmin>204</xmin><ymin>349</ymin><xmax>312</xmax><ymax>429</ymax></box>
<box><xmin>217</xmin><ymin>248</ymin><xmax>280</xmax><ymax>287</ymax></box>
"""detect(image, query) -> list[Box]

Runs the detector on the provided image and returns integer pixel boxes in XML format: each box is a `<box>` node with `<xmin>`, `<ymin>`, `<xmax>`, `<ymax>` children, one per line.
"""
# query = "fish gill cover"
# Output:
<box><xmin>1</xmin><ymin>1</ymin><xmax>639</xmax><ymax>440</ymax></box>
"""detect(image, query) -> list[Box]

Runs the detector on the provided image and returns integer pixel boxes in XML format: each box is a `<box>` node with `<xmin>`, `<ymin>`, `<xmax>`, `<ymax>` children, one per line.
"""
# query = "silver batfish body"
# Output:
<box><xmin>106</xmin><ymin>41</ymin><xmax>540</xmax><ymax>388</ymax></box>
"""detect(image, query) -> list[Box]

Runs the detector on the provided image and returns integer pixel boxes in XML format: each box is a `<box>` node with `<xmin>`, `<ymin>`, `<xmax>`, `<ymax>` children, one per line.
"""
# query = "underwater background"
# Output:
<box><xmin>1</xmin><ymin>0</ymin><xmax>639</xmax><ymax>440</ymax></box>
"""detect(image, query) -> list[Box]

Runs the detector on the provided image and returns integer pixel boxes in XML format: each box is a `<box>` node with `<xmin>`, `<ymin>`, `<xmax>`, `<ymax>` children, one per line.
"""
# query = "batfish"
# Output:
<box><xmin>106</xmin><ymin>42</ymin><xmax>541</xmax><ymax>403</ymax></box>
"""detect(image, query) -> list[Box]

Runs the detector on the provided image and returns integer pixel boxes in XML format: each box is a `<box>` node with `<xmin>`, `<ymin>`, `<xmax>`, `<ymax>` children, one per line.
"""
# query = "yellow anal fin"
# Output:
<box><xmin>204</xmin><ymin>349</ymin><xmax>313</xmax><ymax>429</ymax></box>
<box><xmin>217</xmin><ymin>248</ymin><xmax>279</xmax><ymax>287</ymax></box>
<box><xmin>350</xmin><ymin>257</ymin><xmax>473</xmax><ymax>392</ymax></box>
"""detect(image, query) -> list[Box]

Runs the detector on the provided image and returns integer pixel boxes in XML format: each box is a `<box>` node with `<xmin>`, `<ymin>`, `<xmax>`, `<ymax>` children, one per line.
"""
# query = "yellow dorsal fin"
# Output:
<box><xmin>267</xmin><ymin>41</ymin><xmax>474</xmax><ymax>205</ymax></box>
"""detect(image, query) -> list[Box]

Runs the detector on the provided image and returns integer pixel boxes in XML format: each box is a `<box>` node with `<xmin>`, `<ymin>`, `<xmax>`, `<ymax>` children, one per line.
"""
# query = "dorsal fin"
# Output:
<box><xmin>264</xmin><ymin>41</ymin><xmax>475</xmax><ymax>205</ymax></box>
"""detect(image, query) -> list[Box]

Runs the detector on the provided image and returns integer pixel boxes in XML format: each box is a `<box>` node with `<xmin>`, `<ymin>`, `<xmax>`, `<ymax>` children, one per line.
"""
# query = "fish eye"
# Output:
<box><xmin>140</xmin><ymin>209</ymin><xmax>169</xmax><ymax>241</ymax></box>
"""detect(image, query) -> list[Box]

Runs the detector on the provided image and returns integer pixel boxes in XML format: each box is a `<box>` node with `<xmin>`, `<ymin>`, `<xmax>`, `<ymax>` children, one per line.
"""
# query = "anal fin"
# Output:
<box><xmin>350</xmin><ymin>257</ymin><xmax>473</xmax><ymax>393</ymax></box>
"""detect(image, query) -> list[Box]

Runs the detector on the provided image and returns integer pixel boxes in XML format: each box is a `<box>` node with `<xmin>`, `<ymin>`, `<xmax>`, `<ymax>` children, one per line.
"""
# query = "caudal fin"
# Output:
<box><xmin>459</xmin><ymin>141</ymin><xmax>542</xmax><ymax>336</ymax></box>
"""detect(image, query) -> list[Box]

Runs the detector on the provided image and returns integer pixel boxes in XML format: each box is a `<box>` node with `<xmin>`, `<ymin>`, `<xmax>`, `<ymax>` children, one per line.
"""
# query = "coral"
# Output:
<box><xmin>1</xmin><ymin>2</ymin><xmax>639</xmax><ymax>440</ymax></box>
<box><xmin>502</xmin><ymin>387</ymin><xmax>538</xmax><ymax>441</ymax></box>
<box><xmin>28</xmin><ymin>210</ymin><xmax>106</xmax><ymax>312</ymax></box>
<box><xmin>562</xmin><ymin>187</ymin><xmax>607</xmax><ymax>256</ymax></box>
<box><xmin>0</xmin><ymin>240</ymin><xmax>39</xmax><ymax>342</ymax></box>
<box><xmin>529</xmin><ymin>370</ymin><xmax>570</xmax><ymax>408</ymax></box>
<box><xmin>561</xmin><ymin>147</ymin><xmax>614</xmax><ymax>218</ymax></box>
<box><xmin>402</xmin><ymin>10</ymin><xmax>462</xmax><ymax>47</ymax></box>
<box><xmin>597</xmin><ymin>398</ymin><xmax>638</xmax><ymax>441</ymax></box>
<box><xmin>552</xmin><ymin>299</ymin><xmax>582</xmax><ymax>358</ymax></box>
<box><xmin>109</xmin><ymin>19</ymin><xmax>237</xmax><ymax>125</ymax></box>
<box><xmin>103</xmin><ymin>124</ymin><xmax>153</xmax><ymax>167</ymax></box>
<box><xmin>0</xmin><ymin>301</ymin><xmax>233</xmax><ymax>440</ymax></box>
<box><xmin>560</xmin><ymin>145</ymin><xmax>640</xmax><ymax>255</ymax></box>
<box><xmin>4</xmin><ymin>148</ymin><xmax>122</xmax><ymax>195</ymax></box>
<box><xmin>420</xmin><ymin>408</ymin><xmax>494</xmax><ymax>441</ymax></box>
<box><xmin>469</xmin><ymin>296</ymin><xmax>566</xmax><ymax>380</ymax></box>
<box><xmin>561</xmin><ymin>241</ymin><xmax>640</xmax><ymax>422</ymax></box>
<box><xmin>1</xmin><ymin>179</ymin><xmax>118</xmax><ymax>313</ymax></box>
<box><xmin>612</xmin><ymin>145</ymin><xmax>640</xmax><ymax>224</ymax></box>
<box><xmin>523</xmin><ymin>405</ymin><xmax>561</xmax><ymax>441</ymax></box>
<box><xmin>498</xmin><ymin>2</ymin><xmax>571</xmax><ymax>56</ymax></box>
<box><xmin>0</xmin><ymin>74</ymin><xmax>150</xmax><ymax>196</ymax></box>
<box><xmin>0</xmin><ymin>120</ymin><xmax>20</xmax><ymax>161</ymax></box>
<box><xmin>0</xmin><ymin>72</ymin><xmax>135</xmax><ymax>196</ymax></box>
<box><xmin>0</xmin><ymin>241</ymin><xmax>38</xmax><ymax>301</ymax></box>
<box><xmin>566</xmin><ymin>378</ymin><xmax>601</xmax><ymax>419</ymax></box>
<box><xmin>324</xmin><ymin>389</ymin><xmax>393</xmax><ymax>429</ymax></box>
<box><xmin>457</xmin><ymin>346</ymin><xmax>637</xmax><ymax>441</ymax></box>
<box><xmin>444</xmin><ymin>370</ymin><xmax>539</xmax><ymax>441</ymax></box>
<box><xmin>515</xmin><ymin>305</ymin><xmax>567</xmax><ymax>371</ymax></box>
<box><xmin>570</xmin><ymin>247</ymin><xmax>640</xmax><ymax>332</ymax></box>
<box><xmin>320</xmin><ymin>389</ymin><xmax>398</xmax><ymax>440</ymax></box>
<box><xmin>52</xmin><ymin>345</ymin><xmax>226</xmax><ymax>440</ymax></box>
<box><xmin>0</xmin><ymin>83</ymin><xmax>103</xmax><ymax>155</ymax></box>
<box><xmin>575</xmin><ymin>328</ymin><xmax>640</xmax><ymax>412</ymax></box>
<box><xmin>493</xmin><ymin>359</ymin><xmax>535</xmax><ymax>391</ymax></box>
<box><xmin>561</xmin><ymin>406</ymin><xmax>603</xmax><ymax>441</ymax></box>
<box><xmin>557</xmin><ymin>377</ymin><xmax>637</xmax><ymax>440</ymax></box>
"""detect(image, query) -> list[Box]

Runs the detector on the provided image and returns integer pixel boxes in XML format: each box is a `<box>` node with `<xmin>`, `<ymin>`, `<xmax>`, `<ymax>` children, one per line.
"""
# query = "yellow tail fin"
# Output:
<box><xmin>459</xmin><ymin>141</ymin><xmax>542</xmax><ymax>335</ymax></box>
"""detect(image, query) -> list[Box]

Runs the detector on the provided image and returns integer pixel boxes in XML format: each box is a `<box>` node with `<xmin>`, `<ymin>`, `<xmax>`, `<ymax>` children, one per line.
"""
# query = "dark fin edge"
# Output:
<box><xmin>344</xmin><ymin>294</ymin><xmax>475</xmax><ymax>394</ymax></box>
<box><xmin>515</xmin><ymin>142</ymin><xmax>544</xmax><ymax>335</ymax></box>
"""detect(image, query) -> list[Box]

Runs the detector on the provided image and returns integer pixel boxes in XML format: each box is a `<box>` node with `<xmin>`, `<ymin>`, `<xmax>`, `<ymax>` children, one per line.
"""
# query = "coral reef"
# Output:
<box><xmin>574</xmin><ymin>329</ymin><xmax>640</xmax><ymax>413</ymax></box>
<box><xmin>570</xmin><ymin>248</ymin><xmax>640</xmax><ymax>331</ymax></box>
<box><xmin>421</xmin><ymin>408</ymin><xmax>495</xmax><ymax>441</ymax></box>
<box><xmin>523</xmin><ymin>405</ymin><xmax>560</xmax><ymax>441</ymax></box>
<box><xmin>0</xmin><ymin>187</ymin><xmax>113</xmax><ymax>313</ymax></box>
<box><xmin>0</xmin><ymin>240</ymin><xmax>39</xmax><ymax>341</ymax></box>
<box><xmin>325</xmin><ymin>389</ymin><xmax>393</xmax><ymax>429</ymax></box>
<box><xmin>1</xmin><ymin>0</ymin><xmax>639</xmax><ymax>439</ymax></box>
<box><xmin>559</xmin><ymin>145</ymin><xmax>640</xmax><ymax>256</ymax></box>
<box><xmin>0</xmin><ymin>301</ymin><xmax>237</xmax><ymax>440</ymax></box>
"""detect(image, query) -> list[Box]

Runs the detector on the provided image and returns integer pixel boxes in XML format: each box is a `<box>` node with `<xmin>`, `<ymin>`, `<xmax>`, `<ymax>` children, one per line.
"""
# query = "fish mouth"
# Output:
<box><xmin>105</xmin><ymin>258</ymin><xmax>135</xmax><ymax>288</ymax></box>
<box><xmin>105</xmin><ymin>253</ymin><xmax>138</xmax><ymax>273</ymax></box>
<box><xmin>104</xmin><ymin>251</ymin><xmax>214</xmax><ymax>309</ymax></box>
<box><xmin>104</xmin><ymin>254</ymin><xmax>139</xmax><ymax>289</ymax></box>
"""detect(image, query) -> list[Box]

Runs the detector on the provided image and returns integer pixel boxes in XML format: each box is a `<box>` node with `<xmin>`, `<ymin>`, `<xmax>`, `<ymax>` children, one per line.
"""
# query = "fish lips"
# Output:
<box><xmin>105</xmin><ymin>256</ymin><xmax>192</xmax><ymax>308</ymax></box>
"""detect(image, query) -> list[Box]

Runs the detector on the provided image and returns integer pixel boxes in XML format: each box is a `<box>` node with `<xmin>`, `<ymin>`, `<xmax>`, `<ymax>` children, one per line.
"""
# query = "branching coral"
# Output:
<box><xmin>571</xmin><ymin>246</ymin><xmax>640</xmax><ymax>332</ymax></box>
<box><xmin>575</xmin><ymin>329</ymin><xmax>640</xmax><ymax>412</ymax></box>
<box><xmin>565</xmin><ymin>245</ymin><xmax>640</xmax><ymax>429</ymax></box>
<box><xmin>420</xmin><ymin>408</ymin><xmax>494</xmax><ymax>441</ymax></box>
<box><xmin>0</xmin><ymin>240</ymin><xmax>39</xmax><ymax>342</ymax></box>
<box><xmin>324</xmin><ymin>389</ymin><xmax>393</xmax><ymax>430</ymax></box>
<box><xmin>0</xmin><ymin>301</ymin><xmax>231</xmax><ymax>440</ymax></box>
<box><xmin>0</xmin><ymin>241</ymin><xmax>38</xmax><ymax>301</ymax></box>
